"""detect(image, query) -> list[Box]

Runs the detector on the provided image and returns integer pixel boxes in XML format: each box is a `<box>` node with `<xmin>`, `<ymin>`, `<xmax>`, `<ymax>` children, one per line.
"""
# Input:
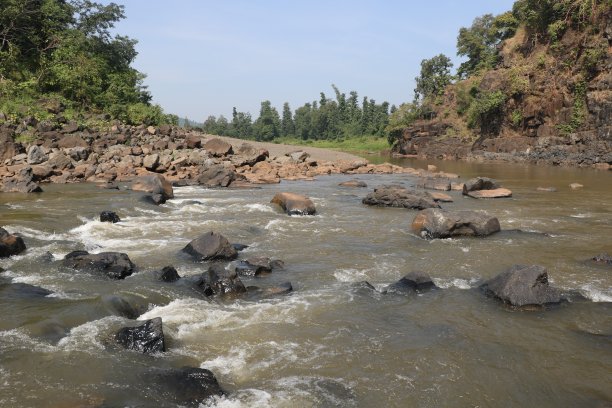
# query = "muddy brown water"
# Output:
<box><xmin>0</xmin><ymin>158</ymin><xmax>610</xmax><ymax>407</ymax></box>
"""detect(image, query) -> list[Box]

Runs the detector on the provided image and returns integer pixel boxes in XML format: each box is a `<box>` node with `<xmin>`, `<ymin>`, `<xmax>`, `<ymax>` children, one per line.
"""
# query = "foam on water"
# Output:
<box><xmin>579</xmin><ymin>284</ymin><xmax>612</xmax><ymax>302</ymax></box>
<box><xmin>201</xmin><ymin>390</ymin><xmax>278</xmax><ymax>408</ymax></box>
<box><xmin>57</xmin><ymin>316</ymin><xmax>124</xmax><ymax>352</ymax></box>
<box><xmin>434</xmin><ymin>278</ymin><xmax>479</xmax><ymax>290</ymax></box>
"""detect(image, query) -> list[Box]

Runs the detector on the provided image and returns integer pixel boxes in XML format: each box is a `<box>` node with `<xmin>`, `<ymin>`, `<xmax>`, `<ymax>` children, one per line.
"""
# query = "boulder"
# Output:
<box><xmin>231</xmin><ymin>143</ymin><xmax>269</xmax><ymax>166</ymax></box>
<box><xmin>99</xmin><ymin>211</ymin><xmax>120</xmax><ymax>223</ymax></box>
<box><xmin>0</xmin><ymin>127</ymin><xmax>23</xmax><ymax>161</ymax></box>
<box><xmin>429</xmin><ymin>192</ymin><xmax>453</xmax><ymax>202</ymax></box>
<box><xmin>143</xmin><ymin>154</ymin><xmax>160</xmax><ymax>171</ymax></box>
<box><xmin>288</xmin><ymin>150</ymin><xmax>310</xmax><ymax>163</ymax></box>
<box><xmin>62</xmin><ymin>250</ymin><xmax>135</xmax><ymax>279</ymax></box>
<box><xmin>385</xmin><ymin>271</ymin><xmax>437</xmax><ymax>294</ymax></box>
<box><xmin>182</xmin><ymin>231</ymin><xmax>238</xmax><ymax>261</ymax></box>
<box><xmin>131</xmin><ymin>173</ymin><xmax>174</xmax><ymax>204</ymax></box>
<box><xmin>0</xmin><ymin>228</ymin><xmax>26</xmax><ymax>258</ymax></box>
<box><xmin>338</xmin><ymin>179</ymin><xmax>367</xmax><ymax>188</ymax></box>
<box><xmin>417</xmin><ymin>178</ymin><xmax>451</xmax><ymax>191</ymax></box>
<box><xmin>246</xmin><ymin>282</ymin><xmax>293</xmax><ymax>299</ymax></box>
<box><xmin>155</xmin><ymin>265</ymin><xmax>181</xmax><ymax>282</ymax></box>
<box><xmin>60</xmin><ymin>121</ymin><xmax>79</xmax><ymax>134</ymax></box>
<box><xmin>271</xmin><ymin>192</ymin><xmax>316</xmax><ymax>215</ymax></box>
<box><xmin>480</xmin><ymin>265</ymin><xmax>564</xmax><ymax>307</ymax></box>
<box><xmin>411</xmin><ymin>208</ymin><xmax>501</xmax><ymax>239</ymax></box>
<box><xmin>194</xmin><ymin>264</ymin><xmax>246</xmax><ymax>297</ymax></box>
<box><xmin>145</xmin><ymin>366</ymin><xmax>224</xmax><ymax>404</ymax></box>
<box><xmin>362</xmin><ymin>185</ymin><xmax>439</xmax><ymax>210</ymax></box>
<box><xmin>197</xmin><ymin>164</ymin><xmax>236</xmax><ymax>187</ymax></box>
<box><xmin>204</xmin><ymin>138</ymin><xmax>233</xmax><ymax>156</ymax></box>
<box><xmin>1</xmin><ymin>166</ymin><xmax>43</xmax><ymax>193</ymax></box>
<box><xmin>27</xmin><ymin>145</ymin><xmax>48</xmax><ymax>165</ymax></box>
<box><xmin>115</xmin><ymin>317</ymin><xmax>165</xmax><ymax>353</ymax></box>
<box><xmin>235</xmin><ymin>257</ymin><xmax>284</xmax><ymax>277</ymax></box>
<box><xmin>232</xmin><ymin>243</ymin><xmax>249</xmax><ymax>251</ymax></box>
<box><xmin>462</xmin><ymin>177</ymin><xmax>500</xmax><ymax>195</ymax></box>
<box><xmin>466</xmin><ymin>188</ymin><xmax>512</xmax><ymax>199</ymax></box>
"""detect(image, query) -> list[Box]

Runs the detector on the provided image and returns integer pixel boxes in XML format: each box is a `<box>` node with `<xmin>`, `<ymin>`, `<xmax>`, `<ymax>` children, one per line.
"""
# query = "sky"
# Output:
<box><xmin>109</xmin><ymin>0</ymin><xmax>516</xmax><ymax>121</ymax></box>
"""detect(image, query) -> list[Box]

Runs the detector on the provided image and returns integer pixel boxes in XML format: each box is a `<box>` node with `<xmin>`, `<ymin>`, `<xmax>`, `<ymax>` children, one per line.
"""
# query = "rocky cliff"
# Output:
<box><xmin>393</xmin><ymin>8</ymin><xmax>611</xmax><ymax>169</ymax></box>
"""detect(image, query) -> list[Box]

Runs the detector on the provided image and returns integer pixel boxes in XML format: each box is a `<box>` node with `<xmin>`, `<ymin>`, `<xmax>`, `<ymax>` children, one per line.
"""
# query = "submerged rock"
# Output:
<box><xmin>362</xmin><ymin>185</ymin><xmax>439</xmax><ymax>210</ymax></box>
<box><xmin>339</xmin><ymin>179</ymin><xmax>368</xmax><ymax>188</ymax></box>
<box><xmin>99</xmin><ymin>211</ymin><xmax>120</xmax><ymax>223</ymax></box>
<box><xmin>412</xmin><ymin>208</ymin><xmax>500</xmax><ymax>239</ymax></box>
<box><xmin>0</xmin><ymin>228</ymin><xmax>26</xmax><ymax>258</ymax></box>
<box><xmin>0</xmin><ymin>282</ymin><xmax>53</xmax><ymax>299</ymax></box>
<box><xmin>384</xmin><ymin>271</ymin><xmax>437</xmax><ymax>294</ymax></box>
<box><xmin>466</xmin><ymin>188</ymin><xmax>512</xmax><ymax>199</ymax></box>
<box><xmin>155</xmin><ymin>265</ymin><xmax>181</xmax><ymax>282</ymax></box>
<box><xmin>246</xmin><ymin>282</ymin><xmax>293</xmax><ymax>300</ymax></box>
<box><xmin>480</xmin><ymin>265</ymin><xmax>563</xmax><ymax>307</ymax></box>
<box><xmin>145</xmin><ymin>366</ymin><xmax>224</xmax><ymax>406</ymax></box>
<box><xmin>232</xmin><ymin>243</ymin><xmax>249</xmax><ymax>252</ymax></box>
<box><xmin>194</xmin><ymin>264</ymin><xmax>246</xmax><ymax>297</ymax></box>
<box><xmin>271</xmin><ymin>192</ymin><xmax>316</xmax><ymax>215</ymax></box>
<box><xmin>115</xmin><ymin>317</ymin><xmax>165</xmax><ymax>353</ymax></box>
<box><xmin>182</xmin><ymin>231</ymin><xmax>238</xmax><ymax>261</ymax></box>
<box><xmin>416</xmin><ymin>178</ymin><xmax>451</xmax><ymax>191</ymax></box>
<box><xmin>63</xmin><ymin>250</ymin><xmax>135</xmax><ymax>279</ymax></box>
<box><xmin>591</xmin><ymin>253</ymin><xmax>612</xmax><ymax>266</ymax></box>
<box><xmin>235</xmin><ymin>257</ymin><xmax>284</xmax><ymax>277</ymax></box>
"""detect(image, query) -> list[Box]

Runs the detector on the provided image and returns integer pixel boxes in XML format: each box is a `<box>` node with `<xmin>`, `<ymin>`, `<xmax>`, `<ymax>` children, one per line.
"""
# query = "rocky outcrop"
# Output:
<box><xmin>271</xmin><ymin>192</ymin><xmax>316</xmax><ymax>215</ymax></box>
<box><xmin>384</xmin><ymin>272</ymin><xmax>437</xmax><ymax>294</ymax></box>
<box><xmin>115</xmin><ymin>317</ymin><xmax>166</xmax><ymax>353</ymax></box>
<box><xmin>99</xmin><ymin>211</ymin><xmax>120</xmax><ymax>223</ymax></box>
<box><xmin>194</xmin><ymin>264</ymin><xmax>246</xmax><ymax>297</ymax></box>
<box><xmin>155</xmin><ymin>265</ymin><xmax>181</xmax><ymax>282</ymax></box>
<box><xmin>196</xmin><ymin>163</ymin><xmax>236</xmax><ymax>187</ymax></box>
<box><xmin>480</xmin><ymin>265</ymin><xmax>564</xmax><ymax>307</ymax></box>
<box><xmin>182</xmin><ymin>232</ymin><xmax>238</xmax><ymax>261</ymax></box>
<box><xmin>0</xmin><ymin>228</ymin><xmax>26</xmax><ymax>258</ymax></box>
<box><xmin>362</xmin><ymin>185</ymin><xmax>439</xmax><ymax>210</ymax></box>
<box><xmin>62</xmin><ymin>250</ymin><xmax>135</xmax><ymax>279</ymax></box>
<box><xmin>411</xmin><ymin>208</ymin><xmax>501</xmax><ymax>239</ymax></box>
<box><xmin>1</xmin><ymin>166</ymin><xmax>43</xmax><ymax>193</ymax></box>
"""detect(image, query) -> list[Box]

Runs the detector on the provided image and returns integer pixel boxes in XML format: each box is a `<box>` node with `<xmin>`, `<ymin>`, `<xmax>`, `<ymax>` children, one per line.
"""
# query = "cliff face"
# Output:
<box><xmin>394</xmin><ymin>9</ymin><xmax>612</xmax><ymax>168</ymax></box>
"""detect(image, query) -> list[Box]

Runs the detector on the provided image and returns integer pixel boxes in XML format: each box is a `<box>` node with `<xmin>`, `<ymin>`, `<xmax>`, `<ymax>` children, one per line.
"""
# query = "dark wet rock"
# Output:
<box><xmin>411</xmin><ymin>208</ymin><xmax>501</xmax><ymax>239</ymax></box>
<box><xmin>591</xmin><ymin>253</ymin><xmax>612</xmax><ymax>265</ymax></box>
<box><xmin>462</xmin><ymin>177</ymin><xmax>500</xmax><ymax>194</ymax></box>
<box><xmin>145</xmin><ymin>366</ymin><xmax>224</xmax><ymax>406</ymax></box>
<box><xmin>480</xmin><ymin>264</ymin><xmax>564</xmax><ymax>307</ymax></box>
<box><xmin>235</xmin><ymin>257</ymin><xmax>283</xmax><ymax>277</ymax></box>
<box><xmin>183</xmin><ymin>200</ymin><xmax>203</xmax><ymax>205</ymax></box>
<box><xmin>1</xmin><ymin>166</ymin><xmax>43</xmax><ymax>193</ymax></box>
<box><xmin>131</xmin><ymin>173</ymin><xmax>174</xmax><ymax>204</ymax></box>
<box><xmin>246</xmin><ymin>282</ymin><xmax>293</xmax><ymax>299</ymax></box>
<box><xmin>0</xmin><ymin>228</ymin><xmax>26</xmax><ymax>258</ymax></box>
<box><xmin>339</xmin><ymin>179</ymin><xmax>367</xmax><ymax>188</ymax></box>
<box><xmin>232</xmin><ymin>243</ymin><xmax>249</xmax><ymax>251</ymax></box>
<box><xmin>384</xmin><ymin>271</ymin><xmax>437</xmax><ymax>294</ymax></box>
<box><xmin>197</xmin><ymin>164</ymin><xmax>236</xmax><ymax>187</ymax></box>
<box><xmin>194</xmin><ymin>264</ymin><xmax>246</xmax><ymax>297</ymax></box>
<box><xmin>99</xmin><ymin>211</ymin><xmax>120</xmax><ymax>223</ymax></box>
<box><xmin>182</xmin><ymin>231</ymin><xmax>238</xmax><ymax>262</ymax></box>
<box><xmin>155</xmin><ymin>266</ymin><xmax>181</xmax><ymax>282</ymax></box>
<box><xmin>271</xmin><ymin>192</ymin><xmax>316</xmax><ymax>215</ymax></box>
<box><xmin>362</xmin><ymin>185</ymin><xmax>439</xmax><ymax>210</ymax></box>
<box><xmin>37</xmin><ymin>251</ymin><xmax>55</xmax><ymax>263</ymax></box>
<box><xmin>63</xmin><ymin>250</ymin><xmax>135</xmax><ymax>279</ymax></box>
<box><xmin>115</xmin><ymin>317</ymin><xmax>165</xmax><ymax>354</ymax></box>
<box><xmin>0</xmin><ymin>282</ymin><xmax>52</xmax><ymax>298</ymax></box>
<box><xmin>203</xmin><ymin>138</ymin><xmax>233</xmax><ymax>156</ymax></box>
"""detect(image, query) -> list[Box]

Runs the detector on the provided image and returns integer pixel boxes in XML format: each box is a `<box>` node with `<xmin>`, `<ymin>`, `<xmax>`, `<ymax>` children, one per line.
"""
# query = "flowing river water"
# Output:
<box><xmin>0</xmin><ymin>158</ymin><xmax>610</xmax><ymax>407</ymax></box>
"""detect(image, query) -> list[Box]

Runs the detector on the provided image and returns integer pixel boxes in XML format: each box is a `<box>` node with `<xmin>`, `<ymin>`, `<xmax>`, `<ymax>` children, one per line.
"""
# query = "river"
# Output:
<box><xmin>0</xmin><ymin>158</ymin><xmax>610</xmax><ymax>407</ymax></box>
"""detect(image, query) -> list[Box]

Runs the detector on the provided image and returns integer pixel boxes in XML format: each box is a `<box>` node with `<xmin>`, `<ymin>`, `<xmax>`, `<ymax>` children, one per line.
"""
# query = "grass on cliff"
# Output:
<box><xmin>273</xmin><ymin>135</ymin><xmax>390</xmax><ymax>154</ymax></box>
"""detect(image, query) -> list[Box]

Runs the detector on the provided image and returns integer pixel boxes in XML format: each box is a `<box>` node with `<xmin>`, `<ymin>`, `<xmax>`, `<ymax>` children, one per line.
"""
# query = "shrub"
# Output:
<box><xmin>466</xmin><ymin>90</ymin><xmax>506</xmax><ymax>130</ymax></box>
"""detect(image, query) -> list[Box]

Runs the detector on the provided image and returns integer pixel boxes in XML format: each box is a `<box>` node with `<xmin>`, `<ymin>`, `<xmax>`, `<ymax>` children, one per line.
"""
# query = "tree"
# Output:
<box><xmin>280</xmin><ymin>102</ymin><xmax>294</xmax><ymax>138</ymax></box>
<box><xmin>294</xmin><ymin>103</ymin><xmax>313</xmax><ymax>140</ymax></box>
<box><xmin>456</xmin><ymin>12</ymin><xmax>518</xmax><ymax>78</ymax></box>
<box><xmin>253</xmin><ymin>100</ymin><xmax>280</xmax><ymax>141</ymax></box>
<box><xmin>414</xmin><ymin>54</ymin><xmax>454</xmax><ymax>103</ymax></box>
<box><xmin>231</xmin><ymin>107</ymin><xmax>253</xmax><ymax>139</ymax></box>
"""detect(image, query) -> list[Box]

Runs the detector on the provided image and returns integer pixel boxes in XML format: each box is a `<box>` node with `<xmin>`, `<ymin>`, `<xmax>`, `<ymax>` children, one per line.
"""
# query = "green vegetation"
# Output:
<box><xmin>202</xmin><ymin>85</ymin><xmax>391</xmax><ymax>145</ymax></box>
<box><xmin>466</xmin><ymin>90</ymin><xmax>506</xmax><ymax>130</ymax></box>
<box><xmin>0</xmin><ymin>0</ymin><xmax>175</xmax><ymax>126</ymax></box>
<box><xmin>413</xmin><ymin>54</ymin><xmax>454</xmax><ymax>103</ymax></box>
<box><xmin>274</xmin><ymin>135</ymin><xmax>390</xmax><ymax>154</ymax></box>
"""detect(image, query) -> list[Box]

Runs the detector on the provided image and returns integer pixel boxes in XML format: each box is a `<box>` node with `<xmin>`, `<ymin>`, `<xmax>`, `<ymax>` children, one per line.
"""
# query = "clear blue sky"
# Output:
<box><xmin>110</xmin><ymin>0</ymin><xmax>516</xmax><ymax>121</ymax></box>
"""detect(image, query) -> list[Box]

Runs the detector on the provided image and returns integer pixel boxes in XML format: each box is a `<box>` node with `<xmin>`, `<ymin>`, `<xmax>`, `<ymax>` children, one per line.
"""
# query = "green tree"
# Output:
<box><xmin>280</xmin><ymin>102</ymin><xmax>295</xmax><ymax>137</ymax></box>
<box><xmin>414</xmin><ymin>54</ymin><xmax>453</xmax><ymax>103</ymax></box>
<box><xmin>231</xmin><ymin>107</ymin><xmax>253</xmax><ymax>139</ymax></box>
<box><xmin>253</xmin><ymin>100</ymin><xmax>280</xmax><ymax>141</ymax></box>
<box><xmin>294</xmin><ymin>103</ymin><xmax>313</xmax><ymax>140</ymax></box>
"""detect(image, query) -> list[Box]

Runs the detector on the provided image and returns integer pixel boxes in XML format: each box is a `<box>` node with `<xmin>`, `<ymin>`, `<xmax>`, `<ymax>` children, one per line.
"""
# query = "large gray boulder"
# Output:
<box><xmin>411</xmin><ymin>208</ymin><xmax>500</xmax><ymax>239</ymax></box>
<box><xmin>362</xmin><ymin>185</ymin><xmax>439</xmax><ymax>210</ymax></box>
<box><xmin>271</xmin><ymin>192</ymin><xmax>316</xmax><ymax>215</ymax></box>
<box><xmin>1</xmin><ymin>166</ymin><xmax>43</xmax><ymax>193</ymax></box>
<box><xmin>203</xmin><ymin>138</ymin><xmax>233</xmax><ymax>156</ymax></box>
<box><xmin>231</xmin><ymin>143</ymin><xmax>269</xmax><ymax>167</ymax></box>
<box><xmin>182</xmin><ymin>231</ymin><xmax>238</xmax><ymax>261</ymax></box>
<box><xmin>27</xmin><ymin>145</ymin><xmax>48</xmax><ymax>165</ymax></box>
<box><xmin>62</xmin><ymin>250</ymin><xmax>135</xmax><ymax>279</ymax></box>
<box><xmin>462</xmin><ymin>177</ymin><xmax>500</xmax><ymax>195</ymax></box>
<box><xmin>480</xmin><ymin>265</ymin><xmax>564</xmax><ymax>307</ymax></box>
<box><xmin>115</xmin><ymin>317</ymin><xmax>165</xmax><ymax>353</ymax></box>
<box><xmin>131</xmin><ymin>173</ymin><xmax>174</xmax><ymax>204</ymax></box>
<box><xmin>197</xmin><ymin>164</ymin><xmax>236</xmax><ymax>187</ymax></box>
<box><xmin>0</xmin><ymin>228</ymin><xmax>26</xmax><ymax>257</ymax></box>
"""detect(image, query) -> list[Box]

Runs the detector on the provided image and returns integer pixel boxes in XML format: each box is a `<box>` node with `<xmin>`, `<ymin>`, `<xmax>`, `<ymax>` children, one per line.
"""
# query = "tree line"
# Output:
<box><xmin>200</xmin><ymin>85</ymin><xmax>393</xmax><ymax>142</ymax></box>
